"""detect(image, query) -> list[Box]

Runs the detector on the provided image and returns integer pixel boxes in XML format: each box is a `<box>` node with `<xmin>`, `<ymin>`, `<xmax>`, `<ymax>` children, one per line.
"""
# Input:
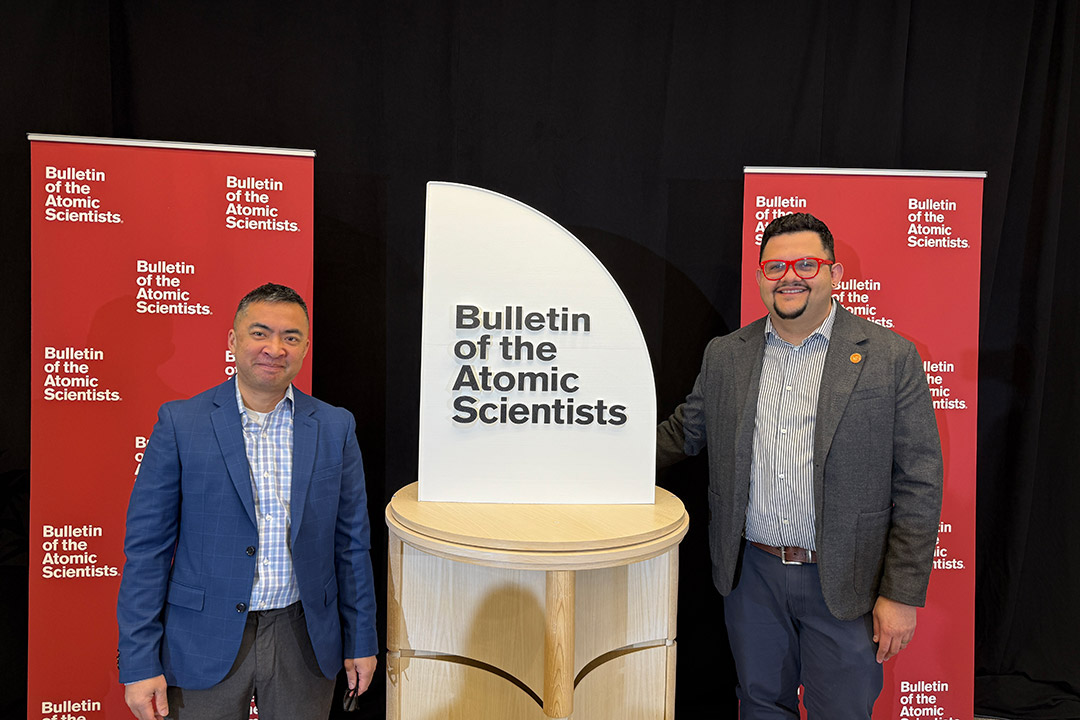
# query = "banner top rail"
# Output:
<box><xmin>28</xmin><ymin>133</ymin><xmax>315</xmax><ymax>157</ymax></box>
<box><xmin>744</xmin><ymin>166</ymin><xmax>986</xmax><ymax>179</ymax></box>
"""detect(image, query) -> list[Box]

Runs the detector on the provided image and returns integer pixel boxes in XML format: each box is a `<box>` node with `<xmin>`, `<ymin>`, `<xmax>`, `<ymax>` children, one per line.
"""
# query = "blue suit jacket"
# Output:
<box><xmin>117</xmin><ymin>379</ymin><xmax>378</xmax><ymax>689</ymax></box>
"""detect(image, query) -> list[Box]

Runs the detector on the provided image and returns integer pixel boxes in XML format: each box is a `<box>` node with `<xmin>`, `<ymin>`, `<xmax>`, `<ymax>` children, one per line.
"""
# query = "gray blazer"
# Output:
<box><xmin>657</xmin><ymin>305</ymin><xmax>943</xmax><ymax>620</ymax></box>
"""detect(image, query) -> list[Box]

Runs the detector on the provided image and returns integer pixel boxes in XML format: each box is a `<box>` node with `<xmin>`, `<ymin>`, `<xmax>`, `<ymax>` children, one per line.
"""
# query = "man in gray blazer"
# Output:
<box><xmin>658</xmin><ymin>213</ymin><xmax>942</xmax><ymax>719</ymax></box>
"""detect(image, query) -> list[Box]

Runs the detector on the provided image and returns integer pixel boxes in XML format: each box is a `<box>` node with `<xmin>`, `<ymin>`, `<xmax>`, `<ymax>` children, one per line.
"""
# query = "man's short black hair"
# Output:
<box><xmin>759</xmin><ymin>212</ymin><xmax>836</xmax><ymax>261</ymax></box>
<box><xmin>235</xmin><ymin>283</ymin><xmax>309</xmax><ymax>324</ymax></box>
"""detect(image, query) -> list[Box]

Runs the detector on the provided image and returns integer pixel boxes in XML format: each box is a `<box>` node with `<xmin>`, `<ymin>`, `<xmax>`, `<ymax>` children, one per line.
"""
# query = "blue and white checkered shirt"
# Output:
<box><xmin>235</xmin><ymin>380</ymin><xmax>300</xmax><ymax>610</ymax></box>
<box><xmin>745</xmin><ymin>301</ymin><xmax>837</xmax><ymax>551</ymax></box>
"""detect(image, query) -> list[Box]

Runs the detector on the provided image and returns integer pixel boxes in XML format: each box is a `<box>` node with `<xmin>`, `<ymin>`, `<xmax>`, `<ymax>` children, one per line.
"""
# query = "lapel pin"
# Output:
<box><xmin>850</xmin><ymin>353</ymin><xmax>863</xmax><ymax>364</ymax></box>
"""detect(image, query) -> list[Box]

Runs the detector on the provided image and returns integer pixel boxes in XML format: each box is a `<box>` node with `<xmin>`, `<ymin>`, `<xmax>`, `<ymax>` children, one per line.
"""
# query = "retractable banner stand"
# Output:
<box><xmin>742</xmin><ymin>167</ymin><xmax>983</xmax><ymax>720</ymax></box>
<box><xmin>28</xmin><ymin>135</ymin><xmax>314</xmax><ymax>720</ymax></box>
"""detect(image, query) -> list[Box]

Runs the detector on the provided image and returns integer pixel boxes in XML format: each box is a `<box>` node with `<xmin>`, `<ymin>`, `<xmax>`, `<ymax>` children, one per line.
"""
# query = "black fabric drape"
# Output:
<box><xmin>2</xmin><ymin>1</ymin><xmax>1077</xmax><ymax>717</ymax></box>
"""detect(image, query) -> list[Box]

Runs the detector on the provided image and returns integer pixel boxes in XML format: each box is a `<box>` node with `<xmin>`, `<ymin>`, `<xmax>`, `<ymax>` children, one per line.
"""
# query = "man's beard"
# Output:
<box><xmin>775</xmin><ymin>303</ymin><xmax>807</xmax><ymax>320</ymax></box>
<box><xmin>773</xmin><ymin>285</ymin><xmax>809</xmax><ymax>320</ymax></box>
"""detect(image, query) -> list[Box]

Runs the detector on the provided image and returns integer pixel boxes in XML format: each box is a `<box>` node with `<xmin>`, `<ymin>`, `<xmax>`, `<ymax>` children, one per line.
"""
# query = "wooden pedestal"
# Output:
<box><xmin>385</xmin><ymin>482</ymin><xmax>688</xmax><ymax>720</ymax></box>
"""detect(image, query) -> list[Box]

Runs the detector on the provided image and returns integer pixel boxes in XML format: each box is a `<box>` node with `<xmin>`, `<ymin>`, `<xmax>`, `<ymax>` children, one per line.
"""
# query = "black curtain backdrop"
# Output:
<box><xmin>3</xmin><ymin>2</ymin><xmax>1078</xmax><ymax>718</ymax></box>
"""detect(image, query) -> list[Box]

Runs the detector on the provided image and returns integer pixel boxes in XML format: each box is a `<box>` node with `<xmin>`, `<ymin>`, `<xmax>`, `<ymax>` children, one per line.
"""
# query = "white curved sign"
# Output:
<box><xmin>419</xmin><ymin>183</ymin><xmax>655</xmax><ymax>503</ymax></box>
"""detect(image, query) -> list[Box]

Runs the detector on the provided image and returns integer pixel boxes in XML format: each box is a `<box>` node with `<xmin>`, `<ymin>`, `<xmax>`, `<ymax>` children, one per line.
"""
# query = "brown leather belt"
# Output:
<box><xmin>750</xmin><ymin>541</ymin><xmax>818</xmax><ymax>565</ymax></box>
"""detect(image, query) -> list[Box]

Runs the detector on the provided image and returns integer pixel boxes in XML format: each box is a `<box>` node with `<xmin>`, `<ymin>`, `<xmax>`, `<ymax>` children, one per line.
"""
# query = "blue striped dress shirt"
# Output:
<box><xmin>745</xmin><ymin>301</ymin><xmax>838</xmax><ymax>551</ymax></box>
<box><xmin>236</xmin><ymin>381</ymin><xmax>301</xmax><ymax>610</ymax></box>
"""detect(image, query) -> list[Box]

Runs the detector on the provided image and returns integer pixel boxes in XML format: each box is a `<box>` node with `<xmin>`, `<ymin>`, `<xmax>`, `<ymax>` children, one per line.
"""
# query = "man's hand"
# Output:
<box><xmin>344</xmin><ymin>656</ymin><xmax>378</xmax><ymax>694</ymax></box>
<box><xmin>872</xmin><ymin>596</ymin><xmax>918</xmax><ymax>663</ymax></box>
<box><xmin>124</xmin><ymin>674</ymin><xmax>168</xmax><ymax>720</ymax></box>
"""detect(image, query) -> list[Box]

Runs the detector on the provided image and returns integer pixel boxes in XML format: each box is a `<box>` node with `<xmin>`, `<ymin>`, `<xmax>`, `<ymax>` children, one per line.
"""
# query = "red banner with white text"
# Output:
<box><xmin>28</xmin><ymin>136</ymin><xmax>314</xmax><ymax>720</ymax></box>
<box><xmin>742</xmin><ymin>168</ymin><xmax>982</xmax><ymax>720</ymax></box>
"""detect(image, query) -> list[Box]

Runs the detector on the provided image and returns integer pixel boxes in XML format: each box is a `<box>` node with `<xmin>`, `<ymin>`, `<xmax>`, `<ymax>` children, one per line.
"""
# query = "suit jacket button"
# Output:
<box><xmin>246</xmin><ymin>546</ymin><xmax>256</xmax><ymax>556</ymax></box>
<box><xmin>236</xmin><ymin>602</ymin><xmax>247</xmax><ymax>613</ymax></box>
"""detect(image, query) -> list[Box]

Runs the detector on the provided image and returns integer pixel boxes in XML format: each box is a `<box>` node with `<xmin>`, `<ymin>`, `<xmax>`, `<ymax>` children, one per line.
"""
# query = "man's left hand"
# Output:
<box><xmin>344</xmin><ymin>656</ymin><xmax>378</xmax><ymax>694</ymax></box>
<box><xmin>872</xmin><ymin>596</ymin><xmax>917</xmax><ymax>663</ymax></box>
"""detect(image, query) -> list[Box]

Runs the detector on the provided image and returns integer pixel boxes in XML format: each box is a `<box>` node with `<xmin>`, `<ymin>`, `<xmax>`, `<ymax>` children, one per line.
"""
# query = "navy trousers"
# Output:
<box><xmin>724</xmin><ymin>543</ymin><xmax>883</xmax><ymax>719</ymax></box>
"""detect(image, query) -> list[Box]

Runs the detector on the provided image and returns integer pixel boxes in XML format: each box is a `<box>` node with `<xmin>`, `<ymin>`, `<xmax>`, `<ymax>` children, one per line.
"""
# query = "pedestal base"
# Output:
<box><xmin>385</xmin><ymin>483</ymin><xmax>688</xmax><ymax>720</ymax></box>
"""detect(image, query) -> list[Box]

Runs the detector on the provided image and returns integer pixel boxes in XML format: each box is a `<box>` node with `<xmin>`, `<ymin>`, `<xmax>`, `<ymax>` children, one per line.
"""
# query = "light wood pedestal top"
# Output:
<box><xmin>386</xmin><ymin>483</ymin><xmax>688</xmax><ymax>720</ymax></box>
<box><xmin>386</xmin><ymin>482</ymin><xmax>688</xmax><ymax>567</ymax></box>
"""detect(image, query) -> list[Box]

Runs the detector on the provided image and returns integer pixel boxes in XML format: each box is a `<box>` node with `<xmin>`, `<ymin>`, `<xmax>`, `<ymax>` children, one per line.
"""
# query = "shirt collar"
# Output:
<box><xmin>764</xmin><ymin>299</ymin><xmax>839</xmax><ymax>346</ymax></box>
<box><xmin>233</xmin><ymin>377</ymin><xmax>295</xmax><ymax>419</ymax></box>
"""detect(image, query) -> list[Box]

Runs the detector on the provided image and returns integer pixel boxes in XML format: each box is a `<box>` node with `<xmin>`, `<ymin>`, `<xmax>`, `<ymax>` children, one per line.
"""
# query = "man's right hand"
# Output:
<box><xmin>125</xmin><ymin>674</ymin><xmax>169</xmax><ymax>720</ymax></box>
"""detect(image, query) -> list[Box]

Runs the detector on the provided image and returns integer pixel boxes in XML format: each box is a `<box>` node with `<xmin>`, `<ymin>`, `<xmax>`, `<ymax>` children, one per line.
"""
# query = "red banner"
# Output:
<box><xmin>742</xmin><ymin>168</ymin><xmax>982</xmax><ymax>720</ymax></box>
<box><xmin>28</xmin><ymin>136</ymin><xmax>314</xmax><ymax>720</ymax></box>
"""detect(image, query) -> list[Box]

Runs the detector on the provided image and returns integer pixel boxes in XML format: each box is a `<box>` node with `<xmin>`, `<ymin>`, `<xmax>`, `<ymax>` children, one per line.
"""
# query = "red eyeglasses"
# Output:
<box><xmin>758</xmin><ymin>257</ymin><xmax>835</xmax><ymax>280</ymax></box>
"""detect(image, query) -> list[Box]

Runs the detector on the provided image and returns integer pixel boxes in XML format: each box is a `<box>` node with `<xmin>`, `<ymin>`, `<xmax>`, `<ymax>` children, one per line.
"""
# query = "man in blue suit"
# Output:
<box><xmin>118</xmin><ymin>283</ymin><xmax>378</xmax><ymax>720</ymax></box>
